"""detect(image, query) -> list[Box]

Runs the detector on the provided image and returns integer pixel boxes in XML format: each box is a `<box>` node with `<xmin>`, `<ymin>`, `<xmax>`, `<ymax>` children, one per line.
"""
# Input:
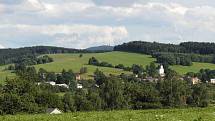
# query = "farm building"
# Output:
<box><xmin>210</xmin><ymin>79</ymin><xmax>215</xmax><ymax>84</ymax></box>
<box><xmin>46</xmin><ymin>108</ymin><xmax>62</xmax><ymax>114</ymax></box>
<box><xmin>77</xmin><ymin>83</ymin><xmax>83</xmax><ymax>89</ymax></box>
<box><xmin>75</xmin><ymin>74</ymin><xmax>81</xmax><ymax>80</ymax></box>
<box><xmin>191</xmin><ymin>77</ymin><xmax>201</xmax><ymax>85</ymax></box>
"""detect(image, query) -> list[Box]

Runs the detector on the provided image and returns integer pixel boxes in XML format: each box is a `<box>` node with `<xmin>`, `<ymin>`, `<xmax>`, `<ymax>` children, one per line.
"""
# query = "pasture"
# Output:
<box><xmin>1</xmin><ymin>51</ymin><xmax>215</xmax><ymax>83</ymax></box>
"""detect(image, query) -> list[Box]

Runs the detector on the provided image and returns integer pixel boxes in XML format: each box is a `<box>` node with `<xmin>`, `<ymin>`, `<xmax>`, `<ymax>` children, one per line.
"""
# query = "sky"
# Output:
<box><xmin>0</xmin><ymin>0</ymin><xmax>215</xmax><ymax>49</ymax></box>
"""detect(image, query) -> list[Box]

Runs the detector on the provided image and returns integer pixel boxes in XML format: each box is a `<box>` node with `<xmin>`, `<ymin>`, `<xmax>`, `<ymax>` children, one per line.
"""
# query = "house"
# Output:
<box><xmin>77</xmin><ymin>83</ymin><xmax>83</xmax><ymax>89</ymax></box>
<box><xmin>75</xmin><ymin>74</ymin><xmax>81</xmax><ymax>80</ymax></box>
<box><xmin>46</xmin><ymin>108</ymin><xmax>62</xmax><ymax>114</ymax></box>
<box><xmin>37</xmin><ymin>82</ymin><xmax>69</xmax><ymax>88</ymax></box>
<box><xmin>56</xmin><ymin>84</ymin><xmax>69</xmax><ymax>88</ymax></box>
<box><xmin>37</xmin><ymin>81</ymin><xmax>56</xmax><ymax>86</ymax></box>
<box><xmin>191</xmin><ymin>77</ymin><xmax>201</xmax><ymax>85</ymax></box>
<box><xmin>47</xmin><ymin>81</ymin><xmax>56</xmax><ymax>86</ymax></box>
<box><xmin>158</xmin><ymin>65</ymin><xmax>165</xmax><ymax>77</ymax></box>
<box><xmin>143</xmin><ymin>77</ymin><xmax>159</xmax><ymax>83</ymax></box>
<box><xmin>210</xmin><ymin>79</ymin><xmax>215</xmax><ymax>84</ymax></box>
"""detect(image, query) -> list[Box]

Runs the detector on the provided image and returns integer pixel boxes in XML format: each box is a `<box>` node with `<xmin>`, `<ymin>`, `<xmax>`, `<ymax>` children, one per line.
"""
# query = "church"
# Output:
<box><xmin>159</xmin><ymin>65</ymin><xmax>165</xmax><ymax>77</ymax></box>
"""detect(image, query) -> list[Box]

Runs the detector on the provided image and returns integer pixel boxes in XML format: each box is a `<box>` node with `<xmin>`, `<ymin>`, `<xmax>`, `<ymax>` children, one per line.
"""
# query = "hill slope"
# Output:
<box><xmin>1</xmin><ymin>51</ymin><xmax>215</xmax><ymax>84</ymax></box>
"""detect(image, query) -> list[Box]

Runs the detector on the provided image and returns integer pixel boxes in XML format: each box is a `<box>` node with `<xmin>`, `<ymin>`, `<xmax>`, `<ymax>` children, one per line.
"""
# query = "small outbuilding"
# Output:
<box><xmin>75</xmin><ymin>73</ymin><xmax>81</xmax><ymax>81</ymax></box>
<box><xmin>210</xmin><ymin>79</ymin><xmax>215</xmax><ymax>84</ymax></box>
<box><xmin>46</xmin><ymin>108</ymin><xmax>62</xmax><ymax>114</ymax></box>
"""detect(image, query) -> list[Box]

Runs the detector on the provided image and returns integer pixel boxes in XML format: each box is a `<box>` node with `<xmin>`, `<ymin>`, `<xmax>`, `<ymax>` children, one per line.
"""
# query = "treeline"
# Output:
<box><xmin>7</xmin><ymin>55</ymin><xmax>54</xmax><ymax>71</ymax></box>
<box><xmin>88</xmin><ymin>57</ymin><xmax>131</xmax><ymax>71</ymax></box>
<box><xmin>0</xmin><ymin>46</ymin><xmax>85</xmax><ymax>65</ymax></box>
<box><xmin>0</xmin><ymin>66</ymin><xmax>210</xmax><ymax>115</ymax></box>
<box><xmin>114</xmin><ymin>41</ymin><xmax>215</xmax><ymax>66</ymax></box>
<box><xmin>114</xmin><ymin>41</ymin><xmax>215</xmax><ymax>55</ymax></box>
<box><xmin>153</xmin><ymin>52</ymin><xmax>214</xmax><ymax>66</ymax></box>
<box><xmin>152</xmin><ymin>53</ymin><xmax>215</xmax><ymax>66</ymax></box>
<box><xmin>16</xmin><ymin>55</ymin><xmax>53</xmax><ymax>66</ymax></box>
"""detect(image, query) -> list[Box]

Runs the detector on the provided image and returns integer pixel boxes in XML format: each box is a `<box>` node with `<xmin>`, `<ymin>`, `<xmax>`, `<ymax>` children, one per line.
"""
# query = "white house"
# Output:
<box><xmin>37</xmin><ymin>82</ymin><xmax>69</xmax><ymax>88</ymax></box>
<box><xmin>46</xmin><ymin>108</ymin><xmax>62</xmax><ymax>114</ymax></box>
<box><xmin>210</xmin><ymin>79</ymin><xmax>215</xmax><ymax>84</ymax></box>
<box><xmin>159</xmin><ymin>65</ymin><xmax>165</xmax><ymax>77</ymax></box>
<box><xmin>47</xmin><ymin>81</ymin><xmax>56</xmax><ymax>86</ymax></box>
<box><xmin>77</xmin><ymin>83</ymin><xmax>83</xmax><ymax>89</ymax></box>
<box><xmin>191</xmin><ymin>77</ymin><xmax>201</xmax><ymax>85</ymax></box>
<box><xmin>37</xmin><ymin>81</ymin><xmax>56</xmax><ymax>86</ymax></box>
<box><xmin>56</xmin><ymin>84</ymin><xmax>69</xmax><ymax>88</ymax></box>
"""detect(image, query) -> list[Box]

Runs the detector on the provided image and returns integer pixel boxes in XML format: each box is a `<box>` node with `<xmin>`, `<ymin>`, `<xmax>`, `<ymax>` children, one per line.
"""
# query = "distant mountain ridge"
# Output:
<box><xmin>86</xmin><ymin>45</ymin><xmax>114</xmax><ymax>52</ymax></box>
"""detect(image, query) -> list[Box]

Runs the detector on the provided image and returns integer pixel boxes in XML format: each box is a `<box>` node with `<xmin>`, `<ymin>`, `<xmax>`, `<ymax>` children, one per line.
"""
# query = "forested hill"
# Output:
<box><xmin>114</xmin><ymin>41</ymin><xmax>215</xmax><ymax>55</ymax></box>
<box><xmin>0</xmin><ymin>46</ymin><xmax>84</xmax><ymax>65</ymax></box>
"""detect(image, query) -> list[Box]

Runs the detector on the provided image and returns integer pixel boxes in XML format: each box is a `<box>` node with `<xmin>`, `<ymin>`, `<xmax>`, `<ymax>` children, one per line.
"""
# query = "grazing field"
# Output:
<box><xmin>0</xmin><ymin>107</ymin><xmax>215</xmax><ymax>121</ymax></box>
<box><xmin>171</xmin><ymin>62</ymin><xmax>215</xmax><ymax>75</ymax></box>
<box><xmin>0</xmin><ymin>65</ymin><xmax>15</xmax><ymax>84</ymax></box>
<box><xmin>1</xmin><ymin>51</ymin><xmax>215</xmax><ymax>83</ymax></box>
<box><xmin>34</xmin><ymin>51</ymin><xmax>155</xmax><ymax>79</ymax></box>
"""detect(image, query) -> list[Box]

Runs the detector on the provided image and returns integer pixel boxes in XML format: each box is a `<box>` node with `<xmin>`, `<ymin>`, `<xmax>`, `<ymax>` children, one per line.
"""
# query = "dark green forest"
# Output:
<box><xmin>114</xmin><ymin>41</ymin><xmax>215</xmax><ymax>66</ymax></box>
<box><xmin>0</xmin><ymin>46</ymin><xmax>85</xmax><ymax>66</ymax></box>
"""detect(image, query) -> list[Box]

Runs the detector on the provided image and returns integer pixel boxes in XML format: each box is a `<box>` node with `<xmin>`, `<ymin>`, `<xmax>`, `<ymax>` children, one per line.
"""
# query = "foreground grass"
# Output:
<box><xmin>1</xmin><ymin>108</ymin><xmax>215</xmax><ymax>121</ymax></box>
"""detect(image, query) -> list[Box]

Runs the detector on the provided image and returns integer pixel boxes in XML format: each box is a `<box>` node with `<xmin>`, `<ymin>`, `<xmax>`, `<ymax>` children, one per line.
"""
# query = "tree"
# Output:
<box><xmin>46</xmin><ymin>72</ymin><xmax>56</xmax><ymax>82</ymax></box>
<box><xmin>94</xmin><ymin>69</ymin><xmax>106</xmax><ymax>86</ymax></box>
<box><xmin>190</xmin><ymin>84</ymin><xmax>209</xmax><ymax>107</ymax></box>
<box><xmin>131</xmin><ymin>64</ymin><xmax>143</xmax><ymax>75</ymax></box>
<box><xmin>79</xmin><ymin>54</ymin><xmax>83</xmax><ymax>58</ymax></box>
<box><xmin>62</xmin><ymin>93</ymin><xmax>76</xmax><ymax>112</ymax></box>
<box><xmin>158</xmin><ymin>79</ymin><xmax>190</xmax><ymax>107</ymax></box>
<box><xmin>213</xmin><ymin>54</ymin><xmax>215</xmax><ymax>64</ymax></box>
<box><xmin>100</xmin><ymin>76</ymin><xmax>126</xmax><ymax>110</ymax></box>
<box><xmin>80</xmin><ymin>67</ymin><xmax>88</xmax><ymax>74</ymax></box>
<box><xmin>146</xmin><ymin>62</ymin><xmax>158</xmax><ymax>77</ymax></box>
<box><xmin>88</xmin><ymin>57</ymin><xmax>99</xmax><ymax>65</ymax></box>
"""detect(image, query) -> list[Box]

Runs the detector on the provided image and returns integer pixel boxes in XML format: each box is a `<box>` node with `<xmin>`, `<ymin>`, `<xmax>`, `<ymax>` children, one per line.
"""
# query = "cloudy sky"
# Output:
<box><xmin>0</xmin><ymin>0</ymin><xmax>215</xmax><ymax>49</ymax></box>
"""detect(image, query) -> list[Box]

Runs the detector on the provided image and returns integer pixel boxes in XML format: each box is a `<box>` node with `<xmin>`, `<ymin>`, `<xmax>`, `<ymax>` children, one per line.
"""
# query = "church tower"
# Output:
<box><xmin>159</xmin><ymin>65</ymin><xmax>165</xmax><ymax>77</ymax></box>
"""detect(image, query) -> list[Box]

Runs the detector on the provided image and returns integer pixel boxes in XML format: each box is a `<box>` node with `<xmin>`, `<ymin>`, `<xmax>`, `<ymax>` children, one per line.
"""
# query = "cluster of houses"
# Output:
<box><xmin>140</xmin><ymin>65</ymin><xmax>215</xmax><ymax>85</ymax></box>
<box><xmin>37</xmin><ymin>73</ymin><xmax>83</xmax><ymax>89</ymax></box>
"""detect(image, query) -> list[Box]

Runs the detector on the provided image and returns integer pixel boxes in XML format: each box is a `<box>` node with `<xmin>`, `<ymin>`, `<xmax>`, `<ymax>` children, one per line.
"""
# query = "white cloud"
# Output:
<box><xmin>0</xmin><ymin>0</ymin><xmax>215</xmax><ymax>48</ymax></box>
<box><xmin>0</xmin><ymin>24</ymin><xmax>128</xmax><ymax>48</ymax></box>
<box><xmin>0</xmin><ymin>44</ymin><xmax>5</xmax><ymax>48</ymax></box>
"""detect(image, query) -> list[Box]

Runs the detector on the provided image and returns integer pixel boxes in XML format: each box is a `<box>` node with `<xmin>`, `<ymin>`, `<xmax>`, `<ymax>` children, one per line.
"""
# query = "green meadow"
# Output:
<box><xmin>0</xmin><ymin>107</ymin><xmax>214</xmax><ymax>121</ymax></box>
<box><xmin>1</xmin><ymin>51</ymin><xmax>215</xmax><ymax>83</ymax></box>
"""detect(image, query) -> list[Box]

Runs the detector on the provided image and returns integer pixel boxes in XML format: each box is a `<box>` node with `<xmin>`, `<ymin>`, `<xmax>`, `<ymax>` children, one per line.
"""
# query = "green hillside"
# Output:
<box><xmin>34</xmin><ymin>51</ymin><xmax>155</xmax><ymax>79</ymax></box>
<box><xmin>1</xmin><ymin>51</ymin><xmax>215</xmax><ymax>83</ymax></box>
<box><xmin>1</xmin><ymin>107</ymin><xmax>214</xmax><ymax>121</ymax></box>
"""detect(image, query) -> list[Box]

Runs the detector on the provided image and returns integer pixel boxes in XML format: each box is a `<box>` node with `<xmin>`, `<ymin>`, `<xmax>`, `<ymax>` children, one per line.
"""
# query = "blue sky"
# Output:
<box><xmin>0</xmin><ymin>0</ymin><xmax>215</xmax><ymax>49</ymax></box>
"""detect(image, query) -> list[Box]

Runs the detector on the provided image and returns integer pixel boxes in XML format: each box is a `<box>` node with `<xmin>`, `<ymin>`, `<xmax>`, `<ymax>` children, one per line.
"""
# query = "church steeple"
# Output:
<box><xmin>159</xmin><ymin>65</ymin><xmax>165</xmax><ymax>77</ymax></box>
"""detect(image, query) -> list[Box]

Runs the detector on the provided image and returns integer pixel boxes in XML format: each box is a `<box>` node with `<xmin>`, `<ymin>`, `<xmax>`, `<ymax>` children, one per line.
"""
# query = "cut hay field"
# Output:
<box><xmin>1</xmin><ymin>107</ymin><xmax>215</xmax><ymax>121</ymax></box>
<box><xmin>1</xmin><ymin>51</ymin><xmax>215</xmax><ymax>83</ymax></box>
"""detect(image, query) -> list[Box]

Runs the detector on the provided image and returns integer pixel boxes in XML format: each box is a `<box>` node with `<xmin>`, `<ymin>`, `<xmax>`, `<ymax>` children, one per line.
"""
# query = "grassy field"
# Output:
<box><xmin>0</xmin><ymin>65</ymin><xmax>15</xmax><ymax>84</ymax></box>
<box><xmin>0</xmin><ymin>107</ymin><xmax>215</xmax><ymax>121</ymax></box>
<box><xmin>34</xmin><ymin>51</ymin><xmax>155</xmax><ymax>79</ymax></box>
<box><xmin>171</xmin><ymin>62</ymin><xmax>215</xmax><ymax>75</ymax></box>
<box><xmin>1</xmin><ymin>51</ymin><xmax>215</xmax><ymax>83</ymax></box>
